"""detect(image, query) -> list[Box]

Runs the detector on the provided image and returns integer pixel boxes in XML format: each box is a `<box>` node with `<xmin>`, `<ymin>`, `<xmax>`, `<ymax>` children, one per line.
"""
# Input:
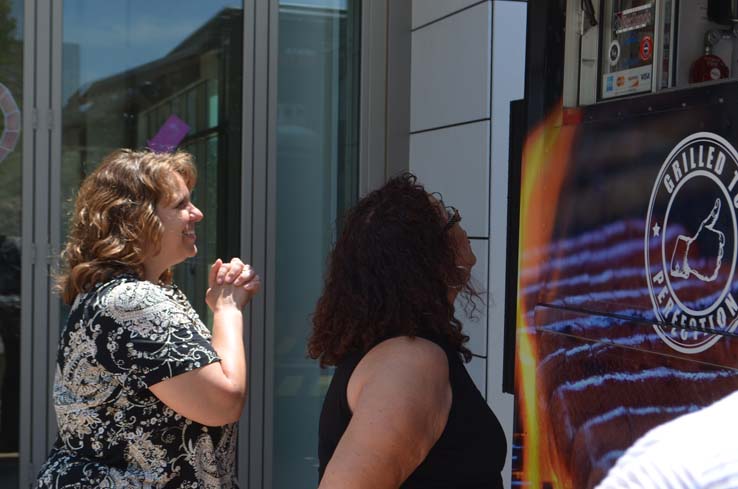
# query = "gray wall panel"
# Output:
<box><xmin>410</xmin><ymin>2</ymin><xmax>491</xmax><ymax>132</ymax></box>
<box><xmin>409</xmin><ymin>121</ymin><xmax>490</xmax><ymax>237</ymax></box>
<box><xmin>411</xmin><ymin>0</ymin><xmax>486</xmax><ymax>29</ymax></box>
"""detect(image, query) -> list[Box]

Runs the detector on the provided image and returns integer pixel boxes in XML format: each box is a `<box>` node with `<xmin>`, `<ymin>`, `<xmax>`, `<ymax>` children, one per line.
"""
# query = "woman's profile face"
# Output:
<box><xmin>152</xmin><ymin>172</ymin><xmax>203</xmax><ymax>270</ymax></box>
<box><xmin>446</xmin><ymin>210</ymin><xmax>476</xmax><ymax>274</ymax></box>
<box><xmin>430</xmin><ymin>194</ymin><xmax>477</xmax><ymax>275</ymax></box>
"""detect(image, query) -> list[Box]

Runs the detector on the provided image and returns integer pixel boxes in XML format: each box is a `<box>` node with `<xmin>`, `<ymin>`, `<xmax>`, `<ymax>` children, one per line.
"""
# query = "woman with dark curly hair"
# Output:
<box><xmin>36</xmin><ymin>149</ymin><xmax>260</xmax><ymax>488</ymax></box>
<box><xmin>311</xmin><ymin>173</ymin><xmax>507</xmax><ymax>488</ymax></box>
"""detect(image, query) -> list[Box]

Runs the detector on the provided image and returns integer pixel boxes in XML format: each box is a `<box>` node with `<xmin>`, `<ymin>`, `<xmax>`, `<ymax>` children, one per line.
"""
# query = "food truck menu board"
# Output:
<box><xmin>601</xmin><ymin>0</ymin><xmax>657</xmax><ymax>99</ymax></box>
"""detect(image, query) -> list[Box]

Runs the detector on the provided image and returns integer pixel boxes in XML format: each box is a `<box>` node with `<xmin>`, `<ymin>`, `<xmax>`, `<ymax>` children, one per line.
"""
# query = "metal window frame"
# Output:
<box><xmin>19</xmin><ymin>0</ymin><xmax>62</xmax><ymax>487</ymax></box>
<box><xmin>358</xmin><ymin>0</ymin><xmax>387</xmax><ymax>194</ymax></box>
<box><xmin>19</xmin><ymin>0</ymin><xmax>36</xmax><ymax>485</ymax></box>
<box><xmin>238</xmin><ymin>0</ymin><xmax>270</xmax><ymax>486</ymax></box>
<box><xmin>385</xmin><ymin>0</ymin><xmax>411</xmax><ymax>181</ymax></box>
<box><xmin>357</xmin><ymin>0</ymin><xmax>411</xmax><ymax>194</ymax></box>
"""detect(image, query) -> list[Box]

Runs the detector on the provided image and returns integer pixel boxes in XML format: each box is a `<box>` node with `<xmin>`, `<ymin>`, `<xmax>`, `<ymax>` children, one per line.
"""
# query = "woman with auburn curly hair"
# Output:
<box><xmin>36</xmin><ymin>149</ymin><xmax>260</xmax><ymax>489</ymax></box>
<box><xmin>311</xmin><ymin>173</ymin><xmax>507</xmax><ymax>489</ymax></box>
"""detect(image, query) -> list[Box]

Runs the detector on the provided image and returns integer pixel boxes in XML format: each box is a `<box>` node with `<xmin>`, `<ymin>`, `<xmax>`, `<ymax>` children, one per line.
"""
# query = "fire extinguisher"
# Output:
<box><xmin>690</xmin><ymin>46</ymin><xmax>729</xmax><ymax>83</ymax></box>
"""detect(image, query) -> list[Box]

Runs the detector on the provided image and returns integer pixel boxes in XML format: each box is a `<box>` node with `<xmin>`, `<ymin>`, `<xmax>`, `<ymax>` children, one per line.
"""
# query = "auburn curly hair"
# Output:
<box><xmin>56</xmin><ymin>149</ymin><xmax>197</xmax><ymax>305</ymax></box>
<box><xmin>308</xmin><ymin>173</ymin><xmax>475</xmax><ymax>367</ymax></box>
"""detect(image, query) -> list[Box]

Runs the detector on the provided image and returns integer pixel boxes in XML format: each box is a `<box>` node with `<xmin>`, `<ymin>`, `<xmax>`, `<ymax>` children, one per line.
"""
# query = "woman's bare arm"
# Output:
<box><xmin>149</xmin><ymin>259</ymin><xmax>260</xmax><ymax>426</ymax></box>
<box><xmin>319</xmin><ymin>336</ymin><xmax>452</xmax><ymax>489</ymax></box>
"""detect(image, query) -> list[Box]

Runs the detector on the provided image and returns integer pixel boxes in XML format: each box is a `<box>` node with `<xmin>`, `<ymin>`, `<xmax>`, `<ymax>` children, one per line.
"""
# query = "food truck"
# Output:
<box><xmin>508</xmin><ymin>1</ymin><xmax>738</xmax><ymax>487</ymax></box>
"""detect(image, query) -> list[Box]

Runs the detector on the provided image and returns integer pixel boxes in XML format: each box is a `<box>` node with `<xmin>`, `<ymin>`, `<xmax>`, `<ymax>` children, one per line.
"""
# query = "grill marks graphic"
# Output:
<box><xmin>523</xmin><ymin>215</ymin><xmax>738</xmax><ymax>488</ymax></box>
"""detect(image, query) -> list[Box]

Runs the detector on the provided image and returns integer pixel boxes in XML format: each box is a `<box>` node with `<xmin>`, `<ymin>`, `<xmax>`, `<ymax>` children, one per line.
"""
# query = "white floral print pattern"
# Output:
<box><xmin>36</xmin><ymin>275</ymin><xmax>238</xmax><ymax>488</ymax></box>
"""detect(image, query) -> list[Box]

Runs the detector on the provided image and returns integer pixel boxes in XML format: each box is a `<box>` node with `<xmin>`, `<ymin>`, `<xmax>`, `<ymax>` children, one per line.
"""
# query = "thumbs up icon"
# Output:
<box><xmin>670</xmin><ymin>199</ymin><xmax>725</xmax><ymax>282</ymax></box>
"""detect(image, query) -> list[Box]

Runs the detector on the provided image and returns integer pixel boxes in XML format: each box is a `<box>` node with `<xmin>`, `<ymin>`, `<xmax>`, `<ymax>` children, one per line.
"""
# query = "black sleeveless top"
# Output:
<box><xmin>318</xmin><ymin>336</ymin><xmax>507</xmax><ymax>488</ymax></box>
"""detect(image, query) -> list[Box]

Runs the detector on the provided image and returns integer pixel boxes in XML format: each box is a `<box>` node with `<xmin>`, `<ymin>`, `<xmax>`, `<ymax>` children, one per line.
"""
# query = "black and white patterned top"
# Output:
<box><xmin>36</xmin><ymin>275</ymin><xmax>238</xmax><ymax>489</ymax></box>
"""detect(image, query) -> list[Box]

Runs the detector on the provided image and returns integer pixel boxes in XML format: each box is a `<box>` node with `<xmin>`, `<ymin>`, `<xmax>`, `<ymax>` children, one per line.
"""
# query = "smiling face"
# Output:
<box><xmin>142</xmin><ymin>172</ymin><xmax>203</xmax><ymax>282</ymax></box>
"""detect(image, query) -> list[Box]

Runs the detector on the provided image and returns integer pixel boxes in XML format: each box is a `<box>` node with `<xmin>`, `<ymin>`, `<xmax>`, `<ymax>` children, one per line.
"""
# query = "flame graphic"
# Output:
<box><xmin>515</xmin><ymin>101</ymin><xmax>578</xmax><ymax>488</ymax></box>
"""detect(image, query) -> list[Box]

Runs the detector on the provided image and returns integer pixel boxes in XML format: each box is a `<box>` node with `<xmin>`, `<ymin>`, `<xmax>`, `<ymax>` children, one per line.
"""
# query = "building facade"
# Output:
<box><xmin>0</xmin><ymin>1</ymin><xmax>527</xmax><ymax>488</ymax></box>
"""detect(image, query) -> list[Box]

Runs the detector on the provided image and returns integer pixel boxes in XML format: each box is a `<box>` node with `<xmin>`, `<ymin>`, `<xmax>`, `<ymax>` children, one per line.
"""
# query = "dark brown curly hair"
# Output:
<box><xmin>308</xmin><ymin>173</ymin><xmax>475</xmax><ymax>367</ymax></box>
<box><xmin>56</xmin><ymin>149</ymin><xmax>197</xmax><ymax>304</ymax></box>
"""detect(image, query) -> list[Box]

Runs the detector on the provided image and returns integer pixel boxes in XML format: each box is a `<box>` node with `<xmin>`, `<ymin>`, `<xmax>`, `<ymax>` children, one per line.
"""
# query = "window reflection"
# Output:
<box><xmin>273</xmin><ymin>0</ymin><xmax>360</xmax><ymax>487</ymax></box>
<box><xmin>62</xmin><ymin>2</ymin><xmax>244</xmax><ymax>323</ymax></box>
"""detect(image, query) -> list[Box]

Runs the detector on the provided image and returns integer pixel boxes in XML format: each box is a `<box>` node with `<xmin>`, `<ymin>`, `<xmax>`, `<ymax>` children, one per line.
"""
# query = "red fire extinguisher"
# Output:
<box><xmin>690</xmin><ymin>47</ymin><xmax>729</xmax><ymax>83</ymax></box>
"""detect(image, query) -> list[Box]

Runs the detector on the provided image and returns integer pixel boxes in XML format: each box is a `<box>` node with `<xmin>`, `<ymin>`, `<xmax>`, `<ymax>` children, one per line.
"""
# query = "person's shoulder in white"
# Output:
<box><xmin>595</xmin><ymin>390</ymin><xmax>738</xmax><ymax>489</ymax></box>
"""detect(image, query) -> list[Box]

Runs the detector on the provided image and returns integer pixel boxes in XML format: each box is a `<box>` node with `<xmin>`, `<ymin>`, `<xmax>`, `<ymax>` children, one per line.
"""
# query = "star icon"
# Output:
<box><xmin>652</xmin><ymin>222</ymin><xmax>661</xmax><ymax>238</ymax></box>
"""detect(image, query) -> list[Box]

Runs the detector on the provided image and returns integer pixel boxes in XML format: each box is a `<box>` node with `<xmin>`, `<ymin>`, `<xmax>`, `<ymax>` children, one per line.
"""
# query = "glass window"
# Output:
<box><xmin>599</xmin><ymin>0</ymin><xmax>657</xmax><ymax>100</ymax></box>
<box><xmin>61</xmin><ymin>1</ymin><xmax>244</xmax><ymax>324</ymax></box>
<box><xmin>0</xmin><ymin>1</ymin><xmax>22</xmax><ymax>487</ymax></box>
<box><xmin>272</xmin><ymin>0</ymin><xmax>361</xmax><ymax>487</ymax></box>
<box><xmin>569</xmin><ymin>0</ymin><xmax>738</xmax><ymax>106</ymax></box>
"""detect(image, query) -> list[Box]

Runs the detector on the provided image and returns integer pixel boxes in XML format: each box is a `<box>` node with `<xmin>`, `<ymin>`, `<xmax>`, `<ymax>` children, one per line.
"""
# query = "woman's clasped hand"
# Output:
<box><xmin>207</xmin><ymin>257</ymin><xmax>261</xmax><ymax>311</ymax></box>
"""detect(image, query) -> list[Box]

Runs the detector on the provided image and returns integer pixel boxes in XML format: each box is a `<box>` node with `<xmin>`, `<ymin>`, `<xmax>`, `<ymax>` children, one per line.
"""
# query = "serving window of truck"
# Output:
<box><xmin>566</xmin><ymin>0</ymin><xmax>738</xmax><ymax>106</ymax></box>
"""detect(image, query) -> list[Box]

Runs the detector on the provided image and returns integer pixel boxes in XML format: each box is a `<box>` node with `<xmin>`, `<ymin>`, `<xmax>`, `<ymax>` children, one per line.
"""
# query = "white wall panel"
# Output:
<box><xmin>410</xmin><ymin>2</ymin><xmax>491</xmax><ymax>132</ymax></box>
<box><xmin>488</xmin><ymin>4</ymin><xmax>528</xmax><ymax>488</ymax></box>
<box><xmin>409</xmin><ymin>121</ymin><xmax>490</xmax><ymax>237</ymax></box>
<box><xmin>491</xmin><ymin>1</ymin><xmax>526</xmax><ymax>178</ymax></box>
<box><xmin>488</xmin><ymin>0</ymin><xmax>525</xmax><ymax>380</ymax></box>
<box><xmin>412</xmin><ymin>0</ymin><xmax>486</xmax><ymax>29</ymax></box>
<box><xmin>457</xmin><ymin>238</ymin><xmax>488</xmax><ymax>356</ymax></box>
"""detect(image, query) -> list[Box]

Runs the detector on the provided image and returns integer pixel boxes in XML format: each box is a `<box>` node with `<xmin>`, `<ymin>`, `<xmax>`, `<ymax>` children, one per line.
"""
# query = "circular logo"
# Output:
<box><xmin>640</xmin><ymin>36</ymin><xmax>653</xmax><ymax>61</ymax></box>
<box><xmin>609</xmin><ymin>40</ymin><xmax>621</xmax><ymax>66</ymax></box>
<box><xmin>645</xmin><ymin>132</ymin><xmax>738</xmax><ymax>353</ymax></box>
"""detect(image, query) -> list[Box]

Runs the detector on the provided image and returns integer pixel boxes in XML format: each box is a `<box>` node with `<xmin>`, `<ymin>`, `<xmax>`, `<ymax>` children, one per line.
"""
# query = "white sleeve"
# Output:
<box><xmin>595</xmin><ymin>438</ymin><xmax>696</xmax><ymax>489</ymax></box>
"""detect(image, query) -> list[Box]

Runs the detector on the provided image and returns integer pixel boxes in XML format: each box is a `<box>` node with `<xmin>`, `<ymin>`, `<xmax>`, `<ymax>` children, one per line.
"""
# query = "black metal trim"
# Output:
<box><xmin>502</xmin><ymin>98</ymin><xmax>526</xmax><ymax>395</ymax></box>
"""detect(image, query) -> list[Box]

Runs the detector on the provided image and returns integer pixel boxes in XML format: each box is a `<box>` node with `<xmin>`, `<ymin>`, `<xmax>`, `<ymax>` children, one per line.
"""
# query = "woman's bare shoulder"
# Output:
<box><xmin>348</xmin><ymin>335</ymin><xmax>450</xmax><ymax>410</ymax></box>
<box><xmin>364</xmin><ymin>336</ymin><xmax>448</xmax><ymax>369</ymax></box>
<box><xmin>329</xmin><ymin>335</ymin><xmax>452</xmax><ymax>488</ymax></box>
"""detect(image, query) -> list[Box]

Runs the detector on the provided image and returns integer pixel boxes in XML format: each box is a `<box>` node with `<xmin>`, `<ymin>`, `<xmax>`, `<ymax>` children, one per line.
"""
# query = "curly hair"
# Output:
<box><xmin>56</xmin><ymin>149</ymin><xmax>197</xmax><ymax>305</ymax></box>
<box><xmin>308</xmin><ymin>173</ymin><xmax>475</xmax><ymax>367</ymax></box>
